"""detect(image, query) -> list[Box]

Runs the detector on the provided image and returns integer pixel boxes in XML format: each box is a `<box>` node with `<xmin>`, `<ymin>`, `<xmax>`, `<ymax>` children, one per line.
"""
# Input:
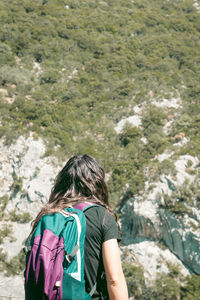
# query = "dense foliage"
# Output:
<box><xmin>0</xmin><ymin>0</ymin><xmax>199</xmax><ymax>204</ymax></box>
<box><xmin>123</xmin><ymin>263</ymin><xmax>200</xmax><ymax>300</ymax></box>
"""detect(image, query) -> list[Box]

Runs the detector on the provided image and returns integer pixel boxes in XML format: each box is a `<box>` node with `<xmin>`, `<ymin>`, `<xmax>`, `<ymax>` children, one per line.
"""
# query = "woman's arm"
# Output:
<box><xmin>102</xmin><ymin>239</ymin><xmax>129</xmax><ymax>300</ymax></box>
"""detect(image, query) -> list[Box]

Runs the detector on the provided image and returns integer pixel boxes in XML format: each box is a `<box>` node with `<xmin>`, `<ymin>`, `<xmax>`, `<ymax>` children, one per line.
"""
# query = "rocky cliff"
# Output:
<box><xmin>0</xmin><ymin>132</ymin><xmax>199</xmax><ymax>298</ymax></box>
<box><xmin>0</xmin><ymin>134</ymin><xmax>62</xmax><ymax>299</ymax></box>
<box><xmin>120</xmin><ymin>155</ymin><xmax>200</xmax><ymax>280</ymax></box>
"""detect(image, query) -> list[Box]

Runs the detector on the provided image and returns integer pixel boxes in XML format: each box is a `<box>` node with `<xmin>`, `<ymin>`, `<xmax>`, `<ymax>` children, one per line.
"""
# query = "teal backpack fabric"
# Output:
<box><xmin>25</xmin><ymin>204</ymin><xmax>98</xmax><ymax>300</ymax></box>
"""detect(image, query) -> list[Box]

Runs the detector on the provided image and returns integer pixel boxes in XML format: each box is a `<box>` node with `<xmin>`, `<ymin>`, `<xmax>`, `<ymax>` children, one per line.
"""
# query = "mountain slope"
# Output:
<box><xmin>0</xmin><ymin>0</ymin><xmax>200</xmax><ymax>299</ymax></box>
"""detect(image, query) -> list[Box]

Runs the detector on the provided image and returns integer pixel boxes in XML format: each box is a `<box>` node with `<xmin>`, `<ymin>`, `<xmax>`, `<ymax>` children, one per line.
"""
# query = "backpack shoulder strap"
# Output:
<box><xmin>74</xmin><ymin>202</ymin><xmax>101</xmax><ymax>297</ymax></box>
<box><xmin>74</xmin><ymin>202</ymin><xmax>100</xmax><ymax>212</ymax></box>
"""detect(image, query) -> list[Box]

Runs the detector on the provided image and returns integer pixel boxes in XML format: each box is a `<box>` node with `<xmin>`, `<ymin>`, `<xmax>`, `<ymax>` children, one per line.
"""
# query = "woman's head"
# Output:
<box><xmin>49</xmin><ymin>154</ymin><xmax>109</xmax><ymax>206</ymax></box>
<box><xmin>31</xmin><ymin>155</ymin><xmax>113</xmax><ymax>232</ymax></box>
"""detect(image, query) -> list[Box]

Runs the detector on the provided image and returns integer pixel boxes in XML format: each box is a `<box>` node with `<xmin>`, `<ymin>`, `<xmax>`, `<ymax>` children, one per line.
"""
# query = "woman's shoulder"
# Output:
<box><xmin>84</xmin><ymin>204</ymin><xmax>115</xmax><ymax>225</ymax></box>
<box><xmin>84</xmin><ymin>204</ymin><xmax>106</xmax><ymax>217</ymax></box>
<box><xmin>85</xmin><ymin>204</ymin><xmax>114</xmax><ymax>217</ymax></box>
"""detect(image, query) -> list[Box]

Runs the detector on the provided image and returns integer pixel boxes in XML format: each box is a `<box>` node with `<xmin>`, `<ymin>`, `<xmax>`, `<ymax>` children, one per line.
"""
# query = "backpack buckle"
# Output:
<box><xmin>65</xmin><ymin>253</ymin><xmax>74</xmax><ymax>263</ymax></box>
<box><xmin>55</xmin><ymin>280</ymin><xmax>61</xmax><ymax>287</ymax></box>
<box><xmin>23</xmin><ymin>245</ymin><xmax>32</xmax><ymax>254</ymax></box>
<box><xmin>65</xmin><ymin>244</ymin><xmax>79</xmax><ymax>263</ymax></box>
<box><xmin>65</xmin><ymin>250</ymin><xmax>75</xmax><ymax>263</ymax></box>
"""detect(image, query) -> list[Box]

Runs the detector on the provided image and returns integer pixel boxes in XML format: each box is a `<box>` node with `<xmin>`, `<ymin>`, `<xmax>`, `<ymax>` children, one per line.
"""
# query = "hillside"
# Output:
<box><xmin>0</xmin><ymin>0</ymin><xmax>200</xmax><ymax>299</ymax></box>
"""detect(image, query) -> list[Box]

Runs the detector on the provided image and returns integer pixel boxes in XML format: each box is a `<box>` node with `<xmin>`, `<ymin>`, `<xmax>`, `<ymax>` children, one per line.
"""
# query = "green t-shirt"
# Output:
<box><xmin>84</xmin><ymin>206</ymin><xmax>121</xmax><ymax>299</ymax></box>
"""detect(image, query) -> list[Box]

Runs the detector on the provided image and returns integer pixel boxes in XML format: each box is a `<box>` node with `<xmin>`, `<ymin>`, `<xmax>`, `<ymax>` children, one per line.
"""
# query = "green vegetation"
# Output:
<box><xmin>0</xmin><ymin>195</ymin><xmax>8</xmax><ymax>219</ymax></box>
<box><xmin>181</xmin><ymin>274</ymin><xmax>200</xmax><ymax>300</ymax></box>
<box><xmin>122</xmin><ymin>262</ymin><xmax>148</xmax><ymax>299</ymax></box>
<box><xmin>6</xmin><ymin>249</ymin><xmax>26</xmax><ymax>276</ymax></box>
<box><xmin>9</xmin><ymin>209</ymin><xmax>32</xmax><ymax>223</ymax></box>
<box><xmin>159</xmin><ymin>180</ymin><xmax>200</xmax><ymax>215</ymax></box>
<box><xmin>0</xmin><ymin>195</ymin><xmax>31</xmax><ymax>223</ymax></box>
<box><xmin>0</xmin><ymin>0</ymin><xmax>199</xmax><ymax>202</ymax></box>
<box><xmin>0</xmin><ymin>0</ymin><xmax>199</xmax><ymax>205</ymax></box>
<box><xmin>149</xmin><ymin>264</ymin><xmax>183</xmax><ymax>300</ymax></box>
<box><xmin>0</xmin><ymin>248</ymin><xmax>25</xmax><ymax>276</ymax></box>
<box><xmin>10</xmin><ymin>174</ymin><xmax>24</xmax><ymax>195</ymax></box>
<box><xmin>123</xmin><ymin>262</ymin><xmax>200</xmax><ymax>300</ymax></box>
<box><xmin>0</xmin><ymin>224</ymin><xmax>14</xmax><ymax>244</ymax></box>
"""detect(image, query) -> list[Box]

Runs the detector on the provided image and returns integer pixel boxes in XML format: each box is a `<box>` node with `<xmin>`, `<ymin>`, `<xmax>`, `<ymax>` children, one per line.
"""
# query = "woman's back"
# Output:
<box><xmin>84</xmin><ymin>206</ymin><xmax>121</xmax><ymax>299</ymax></box>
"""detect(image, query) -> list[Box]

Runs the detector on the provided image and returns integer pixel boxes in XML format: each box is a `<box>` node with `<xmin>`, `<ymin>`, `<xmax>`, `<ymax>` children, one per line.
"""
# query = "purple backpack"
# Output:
<box><xmin>24</xmin><ymin>203</ymin><xmax>98</xmax><ymax>300</ymax></box>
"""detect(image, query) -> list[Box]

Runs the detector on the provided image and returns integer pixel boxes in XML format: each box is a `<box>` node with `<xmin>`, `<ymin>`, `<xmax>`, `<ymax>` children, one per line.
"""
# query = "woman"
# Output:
<box><xmin>30</xmin><ymin>154</ymin><xmax>128</xmax><ymax>300</ymax></box>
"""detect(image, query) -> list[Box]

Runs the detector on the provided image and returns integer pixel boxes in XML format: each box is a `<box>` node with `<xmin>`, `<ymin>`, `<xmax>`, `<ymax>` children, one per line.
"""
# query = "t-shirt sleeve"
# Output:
<box><xmin>102</xmin><ymin>210</ymin><xmax>121</xmax><ymax>243</ymax></box>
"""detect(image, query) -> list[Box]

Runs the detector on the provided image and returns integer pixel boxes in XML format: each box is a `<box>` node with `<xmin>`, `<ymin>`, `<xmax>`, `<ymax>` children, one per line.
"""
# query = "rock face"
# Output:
<box><xmin>158</xmin><ymin>209</ymin><xmax>200</xmax><ymax>274</ymax></box>
<box><xmin>0</xmin><ymin>134</ymin><xmax>199</xmax><ymax>299</ymax></box>
<box><xmin>121</xmin><ymin>154</ymin><xmax>200</xmax><ymax>277</ymax></box>
<box><xmin>121</xmin><ymin>198</ymin><xmax>199</xmax><ymax>276</ymax></box>
<box><xmin>116</xmin><ymin>95</ymin><xmax>200</xmax><ymax>287</ymax></box>
<box><xmin>0</xmin><ymin>134</ymin><xmax>61</xmax><ymax>216</ymax></box>
<box><xmin>121</xmin><ymin>241</ymin><xmax>190</xmax><ymax>281</ymax></box>
<box><xmin>0</xmin><ymin>273</ymin><xmax>24</xmax><ymax>300</ymax></box>
<box><xmin>0</xmin><ymin>134</ymin><xmax>62</xmax><ymax>299</ymax></box>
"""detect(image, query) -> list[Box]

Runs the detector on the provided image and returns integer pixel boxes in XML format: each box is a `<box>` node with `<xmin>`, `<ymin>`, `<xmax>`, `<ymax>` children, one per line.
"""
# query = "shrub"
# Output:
<box><xmin>150</xmin><ymin>272</ymin><xmax>180</xmax><ymax>300</ymax></box>
<box><xmin>0</xmin><ymin>224</ymin><xmax>13</xmax><ymax>244</ymax></box>
<box><xmin>10</xmin><ymin>174</ymin><xmax>23</xmax><ymax>194</ymax></box>
<box><xmin>5</xmin><ymin>249</ymin><xmax>25</xmax><ymax>276</ymax></box>
<box><xmin>0</xmin><ymin>248</ymin><xmax>25</xmax><ymax>276</ymax></box>
<box><xmin>0</xmin><ymin>195</ymin><xmax>8</xmax><ymax>219</ymax></box>
<box><xmin>0</xmin><ymin>42</ymin><xmax>15</xmax><ymax>66</ymax></box>
<box><xmin>40</xmin><ymin>70</ymin><xmax>60</xmax><ymax>84</ymax></box>
<box><xmin>122</xmin><ymin>262</ymin><xmax>147</xmax><ymax>299</ymax></box>
<box><xmin>0</xmin><ymin>65</ymin><xmax>32</xmax><ymax>86</ymax></box>
<box><xmin>120</xmin><ymin>124</ymin><xmax>142</xmax><ymax>147</ymax></box>
<box><xmin>0</xmin><ymin>248</ymin><xmax>8</xmax><ymax>272</ymax></box>
<box><xmin>180</xmin><ymin>274</ymin><xmax>200</xmax><ymax>300</ymax></box>
<box><xmin>9</xmin><ymin>209</ymin><xmax>32</xmax><ymax>224</ymax></box>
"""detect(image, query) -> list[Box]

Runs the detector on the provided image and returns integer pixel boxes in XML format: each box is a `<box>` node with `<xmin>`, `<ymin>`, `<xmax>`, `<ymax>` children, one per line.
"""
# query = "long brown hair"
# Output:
<box><xmin>31</xmin><ymin>154</ymin><xmax>110</xmax><ymax>231</ymax></box>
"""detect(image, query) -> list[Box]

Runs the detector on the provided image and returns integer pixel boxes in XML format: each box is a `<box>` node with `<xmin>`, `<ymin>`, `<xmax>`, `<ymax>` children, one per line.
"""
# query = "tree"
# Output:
<box><xmin>181</xmin><ymin>274</ymin><xmax>200</xmax><ymax>300</ymax></box>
